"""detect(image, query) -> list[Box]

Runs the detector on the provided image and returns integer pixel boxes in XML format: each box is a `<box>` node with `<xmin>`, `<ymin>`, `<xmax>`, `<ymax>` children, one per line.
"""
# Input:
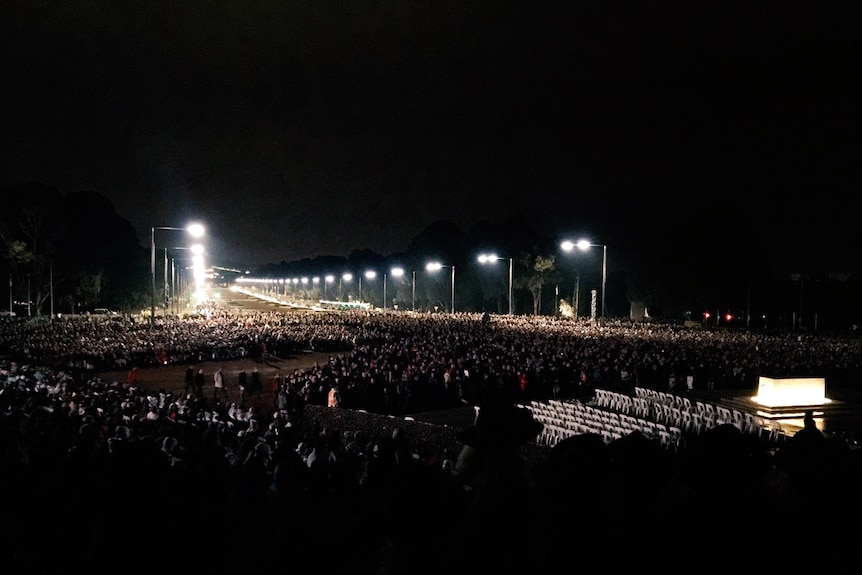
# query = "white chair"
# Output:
<box><xmin>681</xmin><ymin>410</ymin><xmax>693</xmax><ymax>432</ymax></box>
<box><xmin>657</xmin><ymin>429</ymin><xmax>674</xmax><ymax>450</ymax></box>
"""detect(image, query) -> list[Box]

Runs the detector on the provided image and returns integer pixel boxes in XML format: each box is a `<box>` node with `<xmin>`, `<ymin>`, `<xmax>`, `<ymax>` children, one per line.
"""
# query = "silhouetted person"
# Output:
<box><xmin>446</xmin><ymin>397</ymin><xmax>547</xmax><ymax>571</ymax></box>
<box><xmin>250</xmin><ymin>368</ymin><xmax>262</xmax><ymax>397</ymax></box>
<box><xmin>794</xmin><ymin>410</ymin><xmax>824</xmax><ymax>443</ymax></box>
<box><xmin>194</xmin><ymin>368</ymin><xmax>205</xmax><ymax>398</ymax></box>
<box><xmin>184</xmin><ymin>366</ymin><xmax>195</xmax><ymax>396</ymax></box>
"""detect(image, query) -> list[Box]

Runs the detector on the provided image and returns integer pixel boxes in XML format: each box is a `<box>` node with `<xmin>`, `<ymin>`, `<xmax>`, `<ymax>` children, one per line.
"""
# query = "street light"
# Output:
<box><xmin>388</xmin><ymin>267</ymin><xmax>404</xmax><ymax>310</ymax></box>
<box><xmin>477</xmin><ymin>253</ymin><xmax>514</xmax><ymax>315</ymax></box>
<box><xmin>151</xmin><ymin>223</ymin><xmax>204</xmax><ymax>326</ymax></box>
<box><xmin>324</xmin><ymin>274</ymin><xmax>334</xmax><ymax>300</ymax></box>
<box><xmin>561</xmin><ymin>239</ymin><xmax>607</xmax><ymax>321</ymax></box>
<box><xmin>340</xmin><ymin>273</ymin><xmax>353</xmax><ymax>301</ymax></box>
<box><xmin>166</xmin><ymin>243</ymin><xmax>204</xmax><ymax>314</ymax></box>
<box><xmin>360</xmin><ymin>270</ymin><xmax>376</xmax><ymax>303</ymax></box>
<box><xmin>426</xmin><ymin>262</ymin><xmax>455</xmax><ymax>314</ymax></box>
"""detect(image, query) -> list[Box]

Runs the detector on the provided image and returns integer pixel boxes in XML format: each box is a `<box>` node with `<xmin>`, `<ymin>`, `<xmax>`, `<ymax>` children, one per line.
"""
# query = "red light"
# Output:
<box><xmin>725</xmin><ymin>313</ymin><xmax>733</xmax><ymax>322</ymax></box>
<box><xmin>703</xmin><ymin>312</ymin><xmax>710</xmax><ymax>319</ymax></box>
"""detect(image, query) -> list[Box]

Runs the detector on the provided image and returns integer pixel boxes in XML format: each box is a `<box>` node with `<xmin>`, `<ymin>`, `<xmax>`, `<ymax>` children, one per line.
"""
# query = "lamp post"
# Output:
<box><xmin>411</xmin><ymin>270</ymin><xmax>416</xmax><ymax>311</ymax></box>
<box><xmin>426</xmin><ymin>262</ymin><xmax>455</xmax><ymax>314</ymax></box>
<box><xmin>477</xmin><ymin>253</ymin><xmax>514</xmax><ymax>315</ymax></box>
<box><xmin>361</xmin><ymin>270</ymin><xmax>376</xmax><ymax>304</ymax></box>
<box><xmin>340</xmin><ymin>273</ymin><xmax>352</xmax><ymax>301</ymax></box>
<box><xmin>324</xmin><ymin>275</ymin><xmax>334</xmax><ymax>300</ymax></box>
<box><xmin>561</xmin><ymin>239</ymin><xmax>607</xmax><ymax>321</ymax></box>
<box><xmin>169</xmin><ymin>243</ymin><xmax>204</xmax><ymax>315</ymax></box>
<box><xmin>151</xmin><ymin>223</ymin><xmax>204</xmax><ymax>326</ymax></box>
<box><xmin>388</xmin><ymin>267</ymin><xmax>404</xmax><ymax>311</ymax></box>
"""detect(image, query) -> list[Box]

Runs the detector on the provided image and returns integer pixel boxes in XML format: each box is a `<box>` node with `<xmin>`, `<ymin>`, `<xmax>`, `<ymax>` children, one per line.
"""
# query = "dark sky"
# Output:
<box><xmin>2</xmin><ymin>1</ymin><xmax>859</xmax><ymax>271</ymax></box>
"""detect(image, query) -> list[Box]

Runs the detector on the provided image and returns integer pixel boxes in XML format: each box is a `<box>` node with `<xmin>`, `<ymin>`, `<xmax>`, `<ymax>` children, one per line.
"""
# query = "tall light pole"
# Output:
<box><xmin>151</xmin><ymin>223</ymin><xmax>204</xmax><ymax>326</ymax></box>
<box><xmin>561</xmin><ymin>239</ymin><xmax>607</xmax><ymax>322</ymax></box>
<box><xmin>340</xmin><ymin>273</ymin><xmax>352</xmax><ymax>301</ymax></box>
<box><xmin>324</xmin><ymin>275</ymin><xmax>334</xmax><ymax>300</ymax></box>
<box><xmin>389</xmin><ymin>267</ymin><xmax>404</xmax><ymax>310</ymax></box>
<box><xmin>477</xmin><ymin>253</ymin><xmax>514</xmax><ymax>315</ymax></box>
<box><xmin>426</xmin><ymin>262</ymin><xmax>455</xmax><ymax>314</ymax></box>
<box><xmin>361</xmin><ymin>270</ymin><xmax>376</xmax><ymax>304</ymax></box>
<box><xmin>411</xmin><ymin>270</ymin><xmax>416</xmax><ymax>311</ymax></box>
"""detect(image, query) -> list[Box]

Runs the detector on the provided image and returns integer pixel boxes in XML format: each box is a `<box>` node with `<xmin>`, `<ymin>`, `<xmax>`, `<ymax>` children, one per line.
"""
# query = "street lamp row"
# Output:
<box><xmin>151</xmin><ymin>223</ymin><xmax>205</xmax><ymax>326</ymax></box>
<box><xmin>238</xmin><ymin>240</ymin><xmax>604</xmax><ymax>318</ymax></box>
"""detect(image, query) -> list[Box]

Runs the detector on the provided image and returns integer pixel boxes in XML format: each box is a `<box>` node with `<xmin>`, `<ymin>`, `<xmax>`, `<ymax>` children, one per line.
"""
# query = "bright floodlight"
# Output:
<box><xmin>187</xmin><ymin>223</ymin><xmax>205</xmax><ymax>238</ymax></box>
<box><xmin>365</xmin><ymin>270</ymin><xmax>377</xmax><ymax>279</ymax></box>
<box><xmin>477</xmin><ymin>253</ymin><xmax>498</xmax><ymax>263</ymax></box>
<box><xmin>576</xmin><ymin>239</ymin><xmax>592</xmax><ymax>251</ymax></box>
<box><xmin>325</xmin><ymin>275</ymin><xmax>335</xmax><ymax>283</ymax></box>
<box><xmin>390</xmin><ymin>267</ymin><xmax>404</xmax><ymax>277</ymax></box>
<box><xmin>426</xmin><ymin>262</ymin><xmax>443</xmax><ymax>271</ymax></box>
<box><xmin>190</xmin><ymin>244</ymin><xmax>205</xmax><ymax>255</ymax></box>
<box><xmin>342</xmin><ymin>273</ymin><xmax>353</xmax><ymax>282</ymax></box>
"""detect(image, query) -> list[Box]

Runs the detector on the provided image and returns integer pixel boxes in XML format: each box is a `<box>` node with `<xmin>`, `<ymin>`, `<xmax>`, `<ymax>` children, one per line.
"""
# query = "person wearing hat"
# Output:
<box><xmin>447</xmin><ymin>397</ymin><xmax>547</xmax><ymax>571</ymax></box>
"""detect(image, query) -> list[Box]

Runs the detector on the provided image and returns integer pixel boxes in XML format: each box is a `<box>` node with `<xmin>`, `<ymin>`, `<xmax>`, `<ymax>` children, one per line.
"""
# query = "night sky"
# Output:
<box><xmin>2</xmin><ymin>1</ymin><xmax>859</xmax><ymax>272</ymax></box>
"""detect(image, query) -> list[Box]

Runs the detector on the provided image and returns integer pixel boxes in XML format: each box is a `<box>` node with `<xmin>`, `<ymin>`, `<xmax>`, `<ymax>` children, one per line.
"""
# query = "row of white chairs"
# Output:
<box><xmin>529</xmin><ymin>399</ymin><xmax>683</xmax><ymax>450</ymax></box>
<box><xmin>597</xmin><ymin>387</ymin><xmax>788</xmax><ymax>442</ymax></box>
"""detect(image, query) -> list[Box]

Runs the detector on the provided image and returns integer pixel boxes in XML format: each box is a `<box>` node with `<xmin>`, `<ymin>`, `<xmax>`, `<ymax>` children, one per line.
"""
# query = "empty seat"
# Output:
<box><xmin>657</xmin><ymin>429</ymin><xmax>674</xmax><ymax>450</ymax></box>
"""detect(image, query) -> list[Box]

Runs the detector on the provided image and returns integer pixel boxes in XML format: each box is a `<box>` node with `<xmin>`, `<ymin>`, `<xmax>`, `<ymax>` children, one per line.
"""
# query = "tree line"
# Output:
<box><xmin>2</xmin><ymin>181</ymin><xmax>860</xmax><ymax>330</ymax></box>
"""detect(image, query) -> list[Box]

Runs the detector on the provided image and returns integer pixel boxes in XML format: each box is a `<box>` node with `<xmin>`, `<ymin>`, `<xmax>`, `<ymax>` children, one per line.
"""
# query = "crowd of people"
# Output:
<box><xmin>4</xmin><ymin>310</ymin><xmax>862</xmax><ymax>412</ymax></box>
<box><xmin>2</xmin><ymin>310</ymin><xmax>862</xmax><ymax>571</ymax></box>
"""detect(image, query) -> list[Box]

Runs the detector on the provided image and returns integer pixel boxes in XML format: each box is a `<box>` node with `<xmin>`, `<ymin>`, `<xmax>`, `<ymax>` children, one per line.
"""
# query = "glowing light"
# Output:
<box><xmin>753</xmin><ymin>376</ymin><xmax>830</xmax><ymax>408</ymax></box>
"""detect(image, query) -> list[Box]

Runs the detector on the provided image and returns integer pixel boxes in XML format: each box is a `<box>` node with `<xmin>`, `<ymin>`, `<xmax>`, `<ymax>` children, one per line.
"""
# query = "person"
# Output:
<box><xmin>275</xmin><ymin>384</ymin><xmax>290</xmax><ymax>414</ymax></box>
<box><xmin>194</xmin><ymin>367</ymin><xmax>206</xmax><ymax>398</ymax></box>
<box><xmin>213</xmin><ymin>367</ymin><xmax>228</xmax><ymax>402</ymax></box>
<box><xmin>250</xmin><ymin>367</ymin><xmax>262</xmax><ymax>397</ymax></box>
<box><xmin>126</xmin><ymin>366</ymin><xmax>138</xmax><ymax>386</ymax></box>
<box><xmin>238</xmin><ymin>370</ymin><xmax>248</xmax><ymax>405</ymax></box>
<box><xmin>794</xmin><ymin>409</ymin><xmax>824</xmax><ymax>443</ymax></box>
<box><xmin>328</xmin><ymin>385</ymin><xmax>341</xmax><ymax>408</ymax></box>
<box><xmin>447</xmin><ymin>397</ymin><xmax>546</xmax><ymax>571</ymax></box>
<box><xmin>185</xmin><ymin>366</ymin><xmax>195</xmax><ymax>396</ymax></box>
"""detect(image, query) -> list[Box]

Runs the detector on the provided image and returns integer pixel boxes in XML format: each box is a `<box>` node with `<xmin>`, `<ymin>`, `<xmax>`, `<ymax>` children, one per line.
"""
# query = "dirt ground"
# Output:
<box><xmin>98</xmin><ymin>350</ymin><xmax>334</xmax><ymax>416</ymax></box>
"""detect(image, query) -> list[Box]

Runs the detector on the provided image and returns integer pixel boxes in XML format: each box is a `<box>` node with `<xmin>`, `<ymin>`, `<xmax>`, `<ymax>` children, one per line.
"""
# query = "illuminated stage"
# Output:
<box><xmin>720</xmin><ymin>375</ymin><xmax>862</xmax><ymax>434</ymax></box>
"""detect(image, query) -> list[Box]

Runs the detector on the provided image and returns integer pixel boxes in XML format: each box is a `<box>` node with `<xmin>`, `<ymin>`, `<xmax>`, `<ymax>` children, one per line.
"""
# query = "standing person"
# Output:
<box><xmin>251</xmin><ymin>367</ymin><xmax>262</xmax><ymax>398</ymax></box>
<box><xmin>185</xmin><ymin>366</ymin><xmax>195</xmax><ymax>397</ymax></box>
<box><xmin>275</xmin><ymin>383</ymin><xmax>290</xmax><ymax>415</ymax></box>
<box><xmin>238</xmin><ymin>370</ymin><xmax>248</xmax><ymax>406</ymax></box>
<box><xmin>213</xmin><ymin>367</ymin><xmax>228</xmax><ymax>402</ymax></box>
<box><xmin>194</xmin><ymin>367</ymin><xmax>206</xmax><ymax>398</ymax></box>
<box><xmin>328</xmin><ymin>385</ymin><xmax>341</xmax><ymax>408</ymax></box>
